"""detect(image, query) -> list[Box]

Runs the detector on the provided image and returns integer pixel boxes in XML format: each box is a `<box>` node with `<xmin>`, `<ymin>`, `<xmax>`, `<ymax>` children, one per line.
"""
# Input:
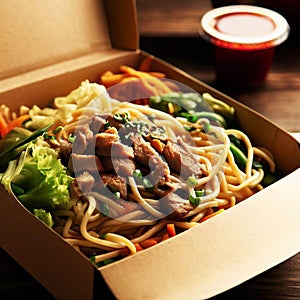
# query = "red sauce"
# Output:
<box><xmin>211</xmin><ymin>12</ymin><xmax>277</xmax><ymax>86</ymax></box>
<box><xmin>215</xmin><ymin>12</ymin><xmax>275</xmax><ymax>38</ymax></box>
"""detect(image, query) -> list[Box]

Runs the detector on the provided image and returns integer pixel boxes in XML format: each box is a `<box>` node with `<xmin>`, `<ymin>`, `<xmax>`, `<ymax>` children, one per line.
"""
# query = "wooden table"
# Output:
<box><xmin>1</xmin><ymin>1</ymin><xmax>300</xmax><ymax>299</ymax></box>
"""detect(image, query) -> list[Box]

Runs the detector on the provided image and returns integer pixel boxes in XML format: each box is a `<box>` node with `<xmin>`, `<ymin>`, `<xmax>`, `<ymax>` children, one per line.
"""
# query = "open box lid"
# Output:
<box><xmin>0</xmin><ymin>0</ymin><xmax>139</xmax><ymax>93</ymax></box>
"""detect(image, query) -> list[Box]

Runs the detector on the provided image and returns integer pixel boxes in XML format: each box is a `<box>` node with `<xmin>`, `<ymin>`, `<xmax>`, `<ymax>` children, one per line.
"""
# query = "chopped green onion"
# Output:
<box><xmin>104</xmin><ymin>122</ymin><xmax>110</xmax><ymax>129</ymax></box>
<box><xmin>186</xmin><ymin>176</ymin><xmax>198</xmax><ymax>187</ymax></box>
<box><xmin>183</xmin><ymin>125</ymin><xmax>195</xmax><ymax>132</ymax></box>
<box><xmin>188</xmin><ymin>194</ymin><xmax>201</xmax><ymax>206</ymax></box>
<box><xmin>203</xmin><ymin>122</ymin><xmax>211</xmax><ymax>133</ymax></box>
<box><xmin>113</xmin><ymin>112</ymin><xmax>130</xmax><ymax>123</ymax></box>
<box><xmin>142</xmin><ymin>178</ymin><xmax>153</xmax><ymax>190</ymax></box>
<box><xmin>195</xmin><ymin>189</ymin><xmax>205</xmax><ymax>197</ymax></box>
<box><xmin>43</xmin><ymin>133</ymin><xmax>56</xmax><ymax>140</ymax></box>
<box><xmin>133</xmin><ymin>169</ymin><xmax>143</xmax><ymax>178</ymax></box>
<box><xmin>187</xmin><ymin>115</ymin><xmax>199</xmax><ymax>123</ymax></box>
<box><xmin>99</xmin><ymin>233</ymin><xmax>107</xmax><ymax>240</ymax></box>
<box><xmin>53</xmin><ymin>126</ymin><xmax>63</xmax><ymax>134</ymax></box>
<box><xmin>113</xmin><ymin>191</ymin><xmax>121</xmax><ymax>198</ymax></box>
<box><xmin>68</xmin><ymin>134</ymin><xmax>75</xmax><ymax>143</ymax></box>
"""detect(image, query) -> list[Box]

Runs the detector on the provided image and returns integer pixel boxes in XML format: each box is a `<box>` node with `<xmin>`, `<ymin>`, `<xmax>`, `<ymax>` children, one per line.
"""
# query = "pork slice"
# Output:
<box><xmin>162</xmin><ymin>137</ymin><xmax>202</xmax><ymax>179</ymax></box>
<box><xmin>75</xmin><ymin>171</ymin><xmax>95</xmax><ymax>194</ymax></box>
<box><xmin>72</xmin><ymin>123</ymin><xmax>94</xmax><ymax>154</ymax></box>
<box><xmin>106</xmin><ymin>114</ymin><xmax>125</xmax><ymax>130</ymax></box>
<box><xmin>164</xmin><ymin>191</ymin><xmax>193</xmax><ymax>219</ymax></box>
<box><xmin>132</xmin><ymin>135</ymin><xmax>169</xmax><ymax>186</ymax></box>
<box><xmin>93</xmin><ymin>174</ymin><xmax>127</xmax><ymax>199</ymax></box>
<box><xmin>70</xmin><ymin>153</ymin><xmax>104</xmax><ymax>173</ymax></box>
<box><xmin>101</xmin><ymin>156</ymin><xmax>136</xmax><ymax>177</ymax></box>
<box><xmin>89</xmin><ymin>114</ymin><xmax>108</xmax><ymax>134</ymax></box>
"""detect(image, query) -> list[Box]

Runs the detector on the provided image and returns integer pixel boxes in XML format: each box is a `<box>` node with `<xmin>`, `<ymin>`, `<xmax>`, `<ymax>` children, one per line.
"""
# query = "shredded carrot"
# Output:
<box><xmin>134</xmin><ymin>243</ymin><xmax>144</xmax><ymax>252</ymax></box>
<box><xmin>151</xmin><ymin>139</ymin><xmax>165</xmax><ymax>154</ymax></box>
<box><xmin>0</xmin><ymin>114</ymin><xmax>30</xmax><ymax>137</ymax></box>
<box><xmin>140</xmin><ymin>237</ymin><xmax>162</xmax><ymax>249</ymax></box>
<box><xmin>199</xmin><ymin>209</ymin><xmax>225</xmax><ymax>223</ymax></box>
<box><xmin>0</xmin><ymin>115</ymin><xmax>9</xmax><ymax>137</ymax></box>
<box><xmin>166</xmin><ymin>223</ymin><xmax>176</xmax><ymax>237</ymax></box>
<box><xmin>100</xmin><ymin>71</ymin><xmax>129</xmax><ymax>88</ymax></box>
<box><xmin>7</xmin><ymin>114</ymin><xmax>30</xmax><ymax>131</ymax></box>
<box><xmin>148</xmin><ymin>72</ymin><xmax>166</xmax><ymax>78</ymax></box>
<box><xmin>138</xmin><ymin>55</ymin><xmax>154</xmax><ymax>71</ymax></box>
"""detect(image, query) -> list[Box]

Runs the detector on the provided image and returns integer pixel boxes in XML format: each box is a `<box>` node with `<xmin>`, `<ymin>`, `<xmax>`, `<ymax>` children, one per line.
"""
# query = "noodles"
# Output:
<box><xmin>0</xmin><ymin>72</ymin><xmax>278</xmax><ymax>267</ymax></box>
<box><xmin>51</xmin><ymin>92</ymin><xmax>275</xmax><ymax>265</ymax></box>
<box><xmin>52</xmin><ymin>91</ymin><xmax>276</xmax><ymax>264</ymax></box>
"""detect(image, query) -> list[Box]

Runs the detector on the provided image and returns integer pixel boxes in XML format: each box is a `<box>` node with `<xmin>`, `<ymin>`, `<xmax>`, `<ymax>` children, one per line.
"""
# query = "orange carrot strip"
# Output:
<box><xmin>134</xmin><ymin>243</ymin><xmax>144</xmax><ymax>252</ymax></box>
<box><xmin>151</xmin><ymin>139</ymin><xmax>165</xmax><ymax>154</ymax></box>
<box><xmin>0</xmin><ymin>115</ymin><xmax>9</xmax><ymax>137</ymax></box>
<box><xmin>199</xmin><ymin>209</ymin><xmax>225</xmax><ymax>223</ymax></box>
<box><xmin>101</xmin><ymin>71</ymin><xmax>129</xmax><ymax>87</ymax></box>
<box><xmin>166</xmin><ymin>224</ymin><xmax>176</xmax><ymax>237</ymax></box>
<box><xmin>7</xmin><ymin>114</ymin><xmax>30</xmax><ymax>132</ymax></box>
<box><xmin>140</xmin><ymin>237</ymin><xmax>162</xmax><ymax>249</ymax></box>
<box><xmin>119</xmin><ymin>65</ymin><xmax>154</xmax><ymax>78</ymax></box>
<box><xmin>138</xmin><ymin>56</ymin><xmax>154</xmax><ymax>71</ymax></box>
<box><xmin>148</xmin><ymin>72</ymin><xmax>166</xmax><ymax>78</ymax></box>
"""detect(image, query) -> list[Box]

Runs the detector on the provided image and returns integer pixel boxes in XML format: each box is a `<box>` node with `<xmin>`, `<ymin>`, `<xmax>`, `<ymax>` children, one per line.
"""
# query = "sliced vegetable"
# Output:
<box><xmin>230</xmin><ymin>142</ymin><xmax>248</xmax><ymax>170</ymax></box>
<box><xmin>199</xmin><ymin>209</ymin><xmax>225</xmax><ymax>223</ymax></box>
<box><xmin>33</xmin><ymin>208</ymin><xmax>54</xmax><ymax>227</ymax></box>
<box><xmin>0</xmin><ymin>124</ymin><xmax>52</xmax><ymax>172</ymax></box>
<box><xmin>166</xmin><ymin>223</ymin><xmax>176</xmax><ymax>237</ymax></box>
<box><xmin>1</xmin><ymin>136</ymin><xmax>73</xmax><ymax>213</ymax></box>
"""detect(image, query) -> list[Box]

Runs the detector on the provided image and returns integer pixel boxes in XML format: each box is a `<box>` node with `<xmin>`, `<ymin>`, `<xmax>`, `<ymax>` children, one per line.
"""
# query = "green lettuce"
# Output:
<box><xmin>1</xmin><ymin>136</ymin><xmax>74</xmax><ymax>226</ymax></box>
<box><xmin>33</xmin><ymin>208</ymin><xmax>54</xmax><ymax>228</ymax></box>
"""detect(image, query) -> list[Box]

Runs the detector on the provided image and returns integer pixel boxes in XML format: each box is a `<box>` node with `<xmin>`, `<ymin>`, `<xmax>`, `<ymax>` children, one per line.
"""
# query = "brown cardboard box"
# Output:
<box><xmin>0</xmin><ymin>1</ymin><xmax>300</xmax><ymax>299</ymax></box>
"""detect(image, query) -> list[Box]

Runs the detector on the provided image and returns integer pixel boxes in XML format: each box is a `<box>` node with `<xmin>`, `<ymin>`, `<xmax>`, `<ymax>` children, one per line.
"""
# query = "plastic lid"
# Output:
<box><xmin>200</xmin><ymin>5</ymin><xmax>290</xmax><ymax>49</ymax></box>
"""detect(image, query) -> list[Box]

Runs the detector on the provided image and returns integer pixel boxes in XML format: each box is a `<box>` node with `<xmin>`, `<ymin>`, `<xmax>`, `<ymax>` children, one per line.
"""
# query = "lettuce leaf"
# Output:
<box><xmin>1</xmin><ymin>136</ymin><xmax>74</xmax><ymax>225</ymax></box>
<box><xmin>33</xmin><ymin>208</ymin><xmax>54</xmax><ymax>228</ymax></box>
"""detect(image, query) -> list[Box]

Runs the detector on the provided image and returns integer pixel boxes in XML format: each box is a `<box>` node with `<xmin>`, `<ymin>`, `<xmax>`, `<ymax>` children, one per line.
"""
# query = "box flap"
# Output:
<box><xmin>0</xmin><ymin>0</ymin><xmax>138</xmax><ymax>81</ymax></box>
<box><xmin>100</xmin><ymin>168</ymin><xmax>300</xmax><ymax>300</ymax></box>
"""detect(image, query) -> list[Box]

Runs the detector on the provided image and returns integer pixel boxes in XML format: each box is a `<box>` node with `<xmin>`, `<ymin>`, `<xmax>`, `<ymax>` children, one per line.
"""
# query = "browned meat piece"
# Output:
<box><xmin>162</xmin><ymin>137</ymin><xmax>203</xmax><ymax>179</ymax></box>
<box><xmin>70</xmin><ymin>153</ymin><xmax>104</xmax><ymax>173</ymax></box>
<box><xmin>72</xmin><ymin>123</ymin><xmax>94</xmax><ymax>154</ymax></box>
<box><xmin>164</xmin><ymin>192</ymin><xmax>193</xmax><ymax>219</ymax></box>
<box><xmin>101</xmin><ymin>156</ymin><xmax>136</xmax><ymax>177</ymax></box>
<box><xmin>132</xmin><ymin>134</ymin><xmax>169</xmax><ymax>186</ymax></box>
<box><xmin>59</xmin><ymin>139</ymin><xmax>72</xmax><ymax>163</ymax></box>
<box><xmin>93</xmin><ymin>130</ymin><xmax>134</xmax><ymax>158</ymax></box>
<box><xmin>75</xmin><ymin>171</ymin><xmax>95</xmax><ymax>194</ymax></box>
<box><xmin>106</xmin><ymin>114</ymin><xmax>125</xmax><ymax>130</ymax></box>
<box><xmin>94</xmin><ymin>174</ymin><xmax>127</xmax><ymax>199</ymax></box>
<box><xmin>89</xmin><ymin>114</ymin><xmax>108</xmax><ymax>134</ymax></box>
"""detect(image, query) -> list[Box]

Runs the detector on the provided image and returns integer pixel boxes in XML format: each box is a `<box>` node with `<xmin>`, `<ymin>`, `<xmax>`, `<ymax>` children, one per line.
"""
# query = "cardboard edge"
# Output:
<box><xmin>0</xmin><ymin>185</ymin><xmax>95</xmax><ymax>300</ymax></box>
<box><xmin>104</xmin><ymin>0</ymin><xmax>139</xmax><ymax>50</ymax></box>
<box><xmin>0</xmin><ymin>49</ymin><xmax>299</xmax><ymax>299</ymax></box>
<box><xmin>100</xmin><ymin>169</ymin><xmax>300</xmax><ymax>300</ymax></box>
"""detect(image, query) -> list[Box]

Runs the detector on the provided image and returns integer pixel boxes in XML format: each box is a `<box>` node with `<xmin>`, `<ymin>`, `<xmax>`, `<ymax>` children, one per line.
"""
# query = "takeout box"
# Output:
<box><xmin>1</xmin><ymin>1</ymin><xmax>300</xmax><ymax>299</ymax></box>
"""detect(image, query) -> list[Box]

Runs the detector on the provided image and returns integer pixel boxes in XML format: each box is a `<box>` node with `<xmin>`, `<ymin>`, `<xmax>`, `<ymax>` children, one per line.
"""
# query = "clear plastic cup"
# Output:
<box><xmin>200</xmin><ymin>5</ymin><xmax>290</xmax><ymax>87</ymax></box>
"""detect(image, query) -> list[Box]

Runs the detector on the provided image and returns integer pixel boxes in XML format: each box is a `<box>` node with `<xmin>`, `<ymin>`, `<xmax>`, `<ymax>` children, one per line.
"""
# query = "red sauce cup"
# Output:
<box><xmin>200</xmin><ymin>5</ymin><xmax>289</xmax><ymax>87</ymax></box>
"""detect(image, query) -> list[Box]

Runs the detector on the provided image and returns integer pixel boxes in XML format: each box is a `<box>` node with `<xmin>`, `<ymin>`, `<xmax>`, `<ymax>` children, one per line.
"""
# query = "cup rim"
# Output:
<box><xmin>200</xmin><ymin>5</ymin><xmax>290</xmax><ymax>48</ymax></box>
